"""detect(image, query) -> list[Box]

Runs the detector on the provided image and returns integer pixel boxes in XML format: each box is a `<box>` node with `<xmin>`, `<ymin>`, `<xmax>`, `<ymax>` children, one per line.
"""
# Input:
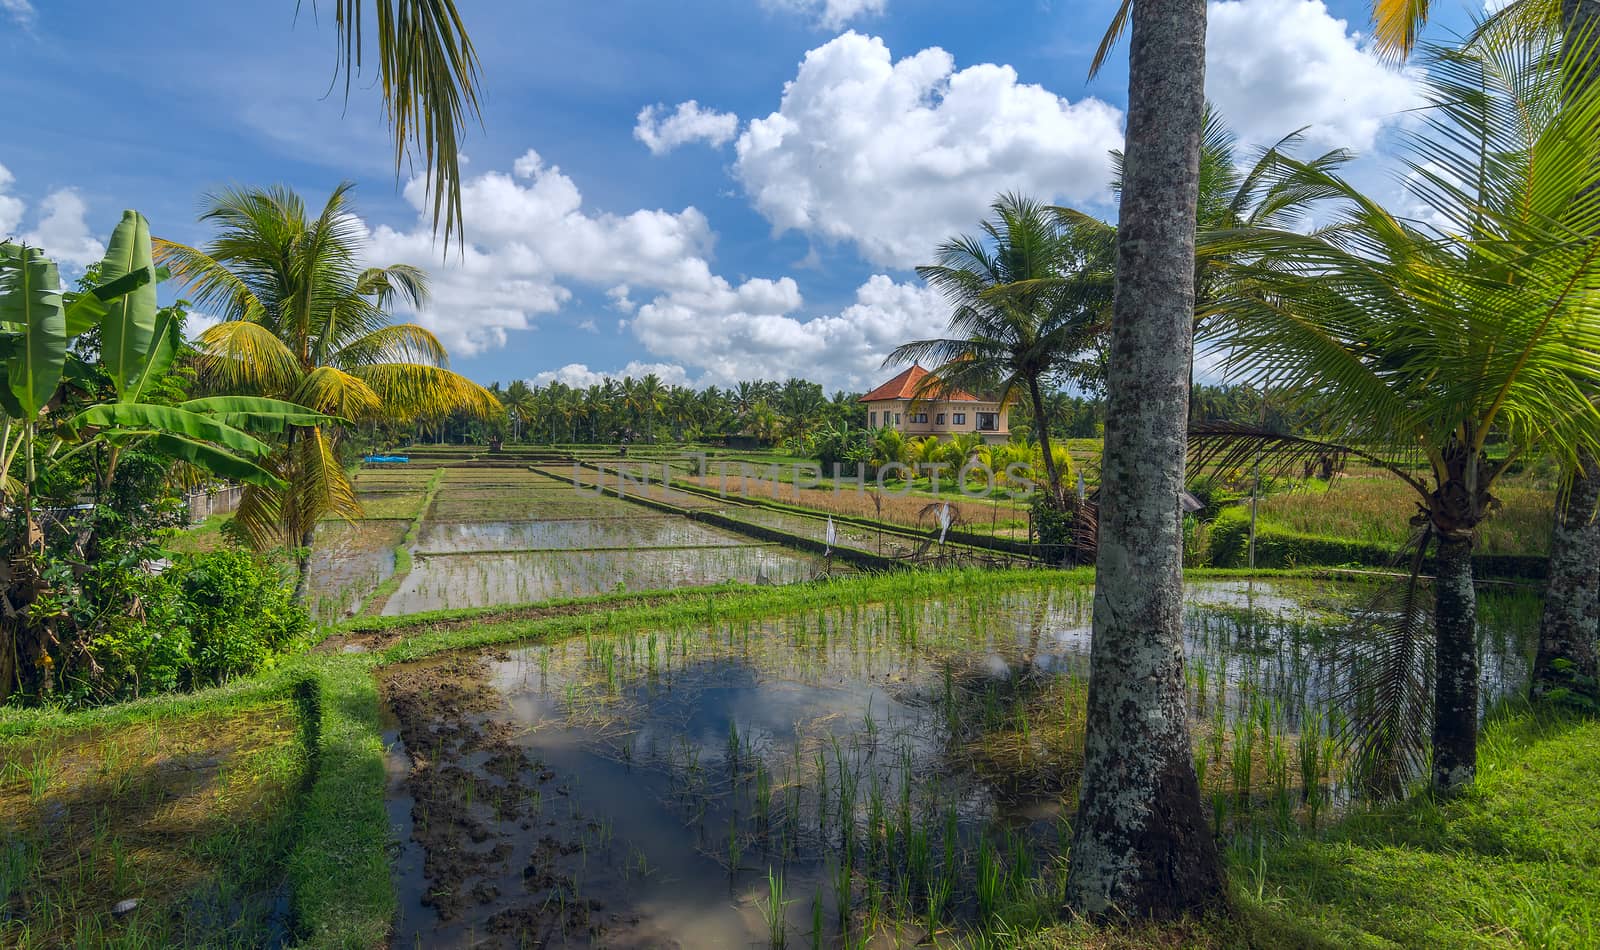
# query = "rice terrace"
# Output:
<box><xmin>4</xmin><ymin>2</ymin><xmax>1600</xmax><ymax>949</ymax></box>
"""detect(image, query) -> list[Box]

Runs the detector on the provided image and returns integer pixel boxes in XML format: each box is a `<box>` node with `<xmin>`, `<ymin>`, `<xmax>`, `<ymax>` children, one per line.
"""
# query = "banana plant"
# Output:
<box><xmin>0</xmin><ymin>212</ymin><xmax>333</xmax><ymax>537</ymax></box>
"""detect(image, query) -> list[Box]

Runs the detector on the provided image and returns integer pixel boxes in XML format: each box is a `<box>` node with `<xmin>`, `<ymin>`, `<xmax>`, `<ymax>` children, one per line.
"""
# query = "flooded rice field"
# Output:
<box><xmin>384</xmin><ymin>544</ymin><xmax>827</xmax><ymax>615</ymax></box>
<box><xmin>380</xmin><ymin>467</ymin><xmax>836</xmax><ymax>615</ymax></box>
<box><xmin>380</xmin><ymin>578</ymin><xmax>1540</xmax><ymax>947</ymax></box>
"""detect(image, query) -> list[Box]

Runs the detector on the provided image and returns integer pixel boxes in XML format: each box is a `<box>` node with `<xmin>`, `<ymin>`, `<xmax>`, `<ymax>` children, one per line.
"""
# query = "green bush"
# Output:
<box><xmin>174</xmin><ymin>549</ymin><xmax>311</xmax><ymax>684</ymax></box>
<box><xmin>81</xmin><ymin>549</ymin><xmax>310</xmax><ymax>702</ymax></box>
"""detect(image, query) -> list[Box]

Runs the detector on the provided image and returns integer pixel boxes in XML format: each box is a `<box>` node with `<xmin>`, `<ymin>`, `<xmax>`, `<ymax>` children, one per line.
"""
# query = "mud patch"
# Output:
<box><xmin>382</xmin><ymin>654</ymin><xmax>635</xmax><ymax>946</ymax></box>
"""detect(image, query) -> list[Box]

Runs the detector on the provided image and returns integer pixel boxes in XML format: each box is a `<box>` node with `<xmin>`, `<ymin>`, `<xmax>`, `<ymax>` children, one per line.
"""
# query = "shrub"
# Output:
<box><xmin>173</xmin><ymin>549</ymin><xmax>311</xmax><ymax>684</ymax></box>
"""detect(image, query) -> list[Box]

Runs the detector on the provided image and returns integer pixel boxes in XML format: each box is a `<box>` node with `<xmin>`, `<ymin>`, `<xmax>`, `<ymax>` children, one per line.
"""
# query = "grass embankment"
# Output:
<box><xmin>3</xmin><ymin>567</ymin><xmax>1591</xmax><ymax>948</ymax></box>
<box><xmin>357</xmin><ymin>466</ymin><xmax>444</xmax><ymax>615</ymax></box>
<box><xmin>1022</xmin><ymin>703</ymin><xmax>1600</xmax><ymax>948</ymax></box>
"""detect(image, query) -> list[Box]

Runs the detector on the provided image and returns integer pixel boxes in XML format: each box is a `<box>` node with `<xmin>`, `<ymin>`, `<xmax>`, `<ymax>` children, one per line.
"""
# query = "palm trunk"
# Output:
<box><xmin>1065</xmin><ymin>0</ymin><xmax>1224</xmax><ymax>918</ymax></box>
<box><xmin>1028</xmin><ymin>377</ymin><xmax>1061</xmax><ymax>500</ymax></box>
<box><xmin>1432</xmin><ymin>534</ymin><xmax>1479</xmax><ymax>795</ymax></box>
<box><xmin>292</xmin><ymin>523</ymin><xmax>316</xmax><ymax>603</ymax></box>
<box><xmin>1532</xmin><ymin>455</ymin><xmax>1600</xmax><ymax>701</ymax></box>
<box><xmin>1532</xmin><ymin>0</ymin><xmax>1600</xmax><ymax>702</ymax></box>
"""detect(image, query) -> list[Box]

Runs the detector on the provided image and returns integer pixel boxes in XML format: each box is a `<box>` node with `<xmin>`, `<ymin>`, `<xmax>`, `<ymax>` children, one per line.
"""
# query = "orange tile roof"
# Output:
<box><xmin>859</xmin><ymin>364</ymin><xmax>979</xmax><ymax>402</ymax></box>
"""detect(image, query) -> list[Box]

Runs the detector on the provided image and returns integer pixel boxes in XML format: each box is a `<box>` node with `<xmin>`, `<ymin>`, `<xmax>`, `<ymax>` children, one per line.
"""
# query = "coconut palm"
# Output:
<box><xmin>1370</xmin><ymin>0</ymin><xmax>1600</xmax><ymax>709</ymax></box>
<box><xmin>155</xmin><ymin>183</ymin><xmax>499</xmax><ymax>593</ymax></box>
<box><xmin>1192</xmin><ymin>30</ymin><xmax>1600</xmax><ymax>794</ymax></box>
<box><xmin>1059</xmin><ymin>107</ymin><xmax>1355</xmax><ymax>418</ymax></box>
<box><xmin>501</xmin><ymin>379</ymin><xmax>535</xmax><ymax>442</ymax></box>
<box><xmin>1063</xmin><ymin>0</ymin><xmax>1226</xmax><ymax>917</ymax></box>
<box><xmin>890</xmin><ymin>193</ymin><xmax>1109</xmax><ymax>502</ymax></box>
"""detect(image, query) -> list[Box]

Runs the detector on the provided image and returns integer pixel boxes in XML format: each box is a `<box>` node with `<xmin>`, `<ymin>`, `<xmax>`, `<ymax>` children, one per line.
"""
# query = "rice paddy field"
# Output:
<box><xmin>5</xmin><ymin>455</ymin><xmax>1588</xmax><ymax>950</ymax></box>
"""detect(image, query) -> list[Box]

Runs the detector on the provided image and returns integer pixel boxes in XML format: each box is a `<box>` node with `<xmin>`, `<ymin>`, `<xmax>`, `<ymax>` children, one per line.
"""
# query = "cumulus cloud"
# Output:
<box><xmin>733</xmin><ymin>32</ymin><xmax>1124</xmax><ymax>268</ymax></box>
<box><xmin>764</xmin><ymin>0</ymin><xmax>885</xmax><ymax>29</ymax></box>
<box><xmin>362</xmin><ymin>147</ymin><xmax>954</xmax><ymax>389</ymax></box>
<box><xmin>631</xmin><ymin>273</ymin><xmax>948</xmax><ymax>387</ymax></box>
<box><xmin>23</xmin><ymin>189</ymin><xmax>105</xmax><ymax>269</ymax></box>
<box><xmin>634</xmin><ymin>100</ymin><xmax>739</xmax><ymax>155</ymax></box>
<box><xmin>0</xmin><ymin>164</ymin><xmax>23</xmax><ymax>237</ymax></box>
<box><xmin>533</xmin><ymin>361</ymin><xmax>698</xmax><ymax>388</ymax></box>
<box><xmin>1</xmin><ymin>0</ymin><xmax>35</xmax><ymax>27</ymax></box>
<box><xmin>1205</xmin><ymin>0</ymin><xmax>1422</xmax><ymax>152</ymax></box>
<box><xmin>364</xmin><ymin>149</ymin><xmax>719</xmax><ymax>355</ymax></box>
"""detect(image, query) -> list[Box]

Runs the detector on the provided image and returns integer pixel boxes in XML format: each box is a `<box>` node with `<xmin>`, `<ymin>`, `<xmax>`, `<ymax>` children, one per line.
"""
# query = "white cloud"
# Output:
<box><xmin>533</xmin><ymin>361</ymin><xmax>696</xmax><ymax>388</ymax></box>
<box><xmin>631</xmin><ymin>272</ymin><xmax>948</xmax><ymax>388</ymax></box>
<box><xmin>1</xmin><ymin>0</ymin><xmax>35</xmax><ymax>27</ymax></box>
<box><xmin>764</xmin><ymin>0</ymin><xmax>885</xmax><ymax>29</ymax></box>
<box><xmin>364</xmin><ymin>149</ymin><xmax>720</xmax><ymax>355</ymax></box>
<box><xmin>1205</xmin><ymin>0</ymin><xmax>1422</xmax><ymax>152</ymax></box>
<box><xmin>183</xmin><ymin>310</ymin><xmax>223</xmax><ymax>342</ymax></box>
<box><xmin>363</xmin><ymin>148</ymin><xmax>954</xmax><ymax>390</ymax></box>
<box><xmin>22</xmin><ymin>189</ymin><xmax>104</xmax><ymax>269</ymax></box>
<box><xmin>733</xmin><ymin>32</ymin><xmax>1124</xmax><ymax>268</ymax></box>
<box><xmin>634</xmin><ymin>100</ymin><xmax>739</xmax><ymax>155</ymax></box>
<box><xmin>0</xmin><ymin>164</ymin><xmax>23</xmax><ymax>237</ymax></box>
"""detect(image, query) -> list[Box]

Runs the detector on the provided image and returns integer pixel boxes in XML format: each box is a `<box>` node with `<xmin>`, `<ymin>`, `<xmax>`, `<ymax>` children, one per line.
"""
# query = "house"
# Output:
<box><xmin>859</xmin><ymin>365</ymin><xmax>1010</xmax><ymax>444</ymax></box>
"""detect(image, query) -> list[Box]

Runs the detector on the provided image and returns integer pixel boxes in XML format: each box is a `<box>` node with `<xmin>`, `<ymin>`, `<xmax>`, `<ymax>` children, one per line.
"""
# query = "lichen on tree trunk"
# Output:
<box><xmin>1532</xmin><ymin>456</ymin><xmax>1600</xmax><ymax>702</ymax></box>
<box><xmin>1064</xmin><ymin>0</ymin><xmax>1225</xmax><ymax>918</ymax></box>
<box><xmin>1431</xmin><ymin>534</ymin><xmax>1479</xmax><ymax>795</ymax></box>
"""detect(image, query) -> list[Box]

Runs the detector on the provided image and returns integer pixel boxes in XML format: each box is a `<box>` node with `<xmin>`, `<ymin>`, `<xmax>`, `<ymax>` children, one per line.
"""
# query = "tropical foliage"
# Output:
<box><xmin>155</xmin><ymin>184</ymin><xmax>499</xmax><ymax>587</ymax></box>
<box><xmin>1191</xmin><ymin>29</ymin><xmax>1600</xmax><ymax>793</ymax></box>
<box><xmin>1</xmin><ymin>213</ymin><xmax>326</xmax><ymax>704</ymax></box>
<box><xmin>890</xmin><ymin>193</ymin><xmax>1111</xmax><ymax>499</ymax></box>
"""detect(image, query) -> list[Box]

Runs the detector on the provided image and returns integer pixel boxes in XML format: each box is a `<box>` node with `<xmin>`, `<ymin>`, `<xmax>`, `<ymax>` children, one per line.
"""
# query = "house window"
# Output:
<box><xmin>952</xmin><ymin>412</ymin><xmax>966</xmax><ymax>425</ymax></box>
<box><xmin>977</xmin><ymin>411</ymin><xmax>998</xmax><ymax>432</ymax></box>
<box><xmin>870</xmin><ymin>411</ymin><xmax>877</xmax><ymax>427</ymax></box>
<box><xmin>935</xmin><ymin>413</ymin><xmax>945</xmax><ymax>424</ymax></box>
<box><xmin>895</xmin><ymin>413</ymin><xmax>902</xmax><ymax>425</ymax></box>
<box><xmin>912</xmin><ymin>413</ymin><xmax>928</xmax><ymax>423</ymax></box>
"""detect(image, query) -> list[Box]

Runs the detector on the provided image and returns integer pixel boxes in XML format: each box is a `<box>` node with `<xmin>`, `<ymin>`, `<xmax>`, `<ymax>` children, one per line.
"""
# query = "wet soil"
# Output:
<box><xmin>381</xmin><ymin>655</ymin><xmax>634</xmax><ymax>946</ymax></box>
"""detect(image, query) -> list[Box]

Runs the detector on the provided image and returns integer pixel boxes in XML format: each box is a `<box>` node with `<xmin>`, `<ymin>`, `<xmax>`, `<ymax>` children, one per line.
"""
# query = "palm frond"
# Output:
<box><xmin>321</xmin><ymin>0</ymin><xmax>482</xmax><ymax>244</ymax></box>
<box><xmin>347</xmin><ymin>361</ymin><xmax>499</xmax><ymax>421</ymax></box>
<box><xmin>1332</xmin><ymin>531</ymin><xmax>1437</xmax><ymax>796</ymax></box>
<box><xmin>194</xmin><ymin>320</ymin><xmax>302</xmax><ymax>394</ymax></box>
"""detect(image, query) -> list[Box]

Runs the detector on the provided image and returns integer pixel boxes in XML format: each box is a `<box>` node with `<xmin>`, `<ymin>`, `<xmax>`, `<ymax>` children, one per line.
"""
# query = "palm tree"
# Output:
<box><xmin>1371</xmin><ymin>0</ymin><xmax>1600</xmax><ymax>712</ymax></box>
<box><xmin>502</xmin><ymin>379</ymin><xmax>534</xmax><ymax>442</ymax></box>
<box><xmin>156</xmin><ymin>183</ymin><xmax>498</xmax><ymax>594</ymax></box>
<box><xmin>1059</xmin><ymin>108</ymin><xmax>1355</xmax><ymax>421</ymax></box>
<box><xmin>890</xmin><ymin>193</ymin><xmax>1108</xmax><ymax>502</ymax></box>
<box><xmin>1064</xmin><ymin>0</ymin><xmax>1226</xmax><ymax>919</ymax></box>
<box><xmin>1193</xmin><ymin>30</ymin><xmax>1600</xmax><ymax>793</ymax></box>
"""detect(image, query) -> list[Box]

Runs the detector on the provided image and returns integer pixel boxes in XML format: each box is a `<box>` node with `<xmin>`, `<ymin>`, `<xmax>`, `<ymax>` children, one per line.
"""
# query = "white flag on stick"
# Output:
<box><xmin>938</xmin><ymin>503</ymin><xmax>952</xmax><ymax>545</ymax></box>
<box><xmin>825</xmin><ymin>516</ymin><xmax>837</xmax><ymax>556</ymax></box>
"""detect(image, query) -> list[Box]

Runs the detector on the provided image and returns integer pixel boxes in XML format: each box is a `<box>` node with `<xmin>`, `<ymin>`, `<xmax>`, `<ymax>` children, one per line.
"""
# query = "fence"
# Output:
<box><xmin>185</xmin><ymin>485</ymin><xmax>243</xmax><ymax>522</ymax></box>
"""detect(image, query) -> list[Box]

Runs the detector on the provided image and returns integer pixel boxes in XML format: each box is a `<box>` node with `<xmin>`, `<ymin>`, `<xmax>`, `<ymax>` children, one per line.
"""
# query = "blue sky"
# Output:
<box><xmin>3</xmin><ymin>0</ymin><xmax>1483</xmax><ymax>391</ymax></box>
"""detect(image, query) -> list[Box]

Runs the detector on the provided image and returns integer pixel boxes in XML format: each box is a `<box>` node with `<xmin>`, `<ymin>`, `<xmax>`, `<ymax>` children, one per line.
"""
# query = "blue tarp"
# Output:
<box><xmin>363</xmin><ymin>455</ymin><xmax>410</xmax><ymax>464</ymax></box>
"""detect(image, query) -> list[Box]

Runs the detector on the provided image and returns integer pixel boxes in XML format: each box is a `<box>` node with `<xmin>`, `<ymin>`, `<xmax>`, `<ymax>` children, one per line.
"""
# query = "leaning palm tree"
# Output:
<box><xmin>1194</xmin><ymin>30</ymin><xmax>1600</xmax><ymax>794</ymax></box>
<box><xmin>890</xmin><ymin>193</ymin><xmax>1109</xmax><ymax>501</ymax></box>
<box><xmin>156</xmin><ymin>183</ymin><xmax>499</xmax><ymax>593</ymax></box>
<box><xmin>1371</xmin><ymin>0</ymin><xmax>1600</xmax><ymax>709</ymax></box>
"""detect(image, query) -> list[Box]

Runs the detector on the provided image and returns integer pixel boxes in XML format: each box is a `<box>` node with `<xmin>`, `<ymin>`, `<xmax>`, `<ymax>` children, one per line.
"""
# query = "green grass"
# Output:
<box><xmin>1016</xmin><ymin>704</ymin><xmax>1600</xmax><ymax>949</ymax></box>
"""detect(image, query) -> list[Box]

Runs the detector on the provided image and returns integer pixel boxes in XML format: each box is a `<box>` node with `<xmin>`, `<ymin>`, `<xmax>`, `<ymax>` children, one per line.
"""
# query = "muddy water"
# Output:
<box><xmin>382</xmin><ymin>579</ymin><xmax>1540</xmax><ymax>947</ymax></box>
